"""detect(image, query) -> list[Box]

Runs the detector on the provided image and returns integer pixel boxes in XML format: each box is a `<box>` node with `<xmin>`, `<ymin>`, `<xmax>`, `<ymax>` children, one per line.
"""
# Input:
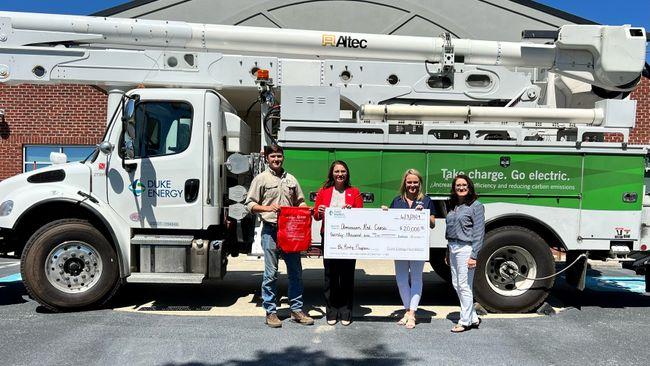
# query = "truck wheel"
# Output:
<box><xmin>21</xmin><ymin>219</ymin><xmax>120</xmax><ymax>312</ymax></box>
<box><xmin>473</xmin><ymin>226</ymin><xmax>555</xmax><ymax>313</ymax></box>
<box><xmin>429</xmin><ymin>248</ymin><xmax>451</xmax><ymax>283</ymax></box>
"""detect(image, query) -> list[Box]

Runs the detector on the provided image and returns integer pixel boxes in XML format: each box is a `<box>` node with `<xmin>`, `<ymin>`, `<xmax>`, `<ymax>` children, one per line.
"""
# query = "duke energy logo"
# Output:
<box><xmin>129</xmin><ymin>179</ymin><xmax>145</xmax><ymax>196</ymax></box>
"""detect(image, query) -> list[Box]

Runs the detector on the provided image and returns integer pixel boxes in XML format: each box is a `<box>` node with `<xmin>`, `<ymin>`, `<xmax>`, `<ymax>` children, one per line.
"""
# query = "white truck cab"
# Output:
<box><xmin>0</xmin><ymin>88</ymin><xmax>252</xmax><ymax>310</ymax></box>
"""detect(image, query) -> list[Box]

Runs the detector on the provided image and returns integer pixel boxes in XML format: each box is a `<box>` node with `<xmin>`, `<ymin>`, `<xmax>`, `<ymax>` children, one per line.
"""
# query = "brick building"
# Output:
<box><xmin>632</xmin><ymin>78</ymin><xmax>650</xmax><ymax>144</ymax></box>
<box><xmin>0</xmin><ymin>0</ymin><xmax>648</xmax><ymax>181</ymax></box>
<box><xmin>0</xmin><ymin>85</ymin><xmax>107</xmax><ymax>179</ymax></box>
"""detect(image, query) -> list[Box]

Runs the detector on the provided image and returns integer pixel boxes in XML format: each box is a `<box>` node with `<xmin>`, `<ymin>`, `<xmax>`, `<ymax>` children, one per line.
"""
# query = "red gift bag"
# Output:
<box><xmin>277</xmin><ymin>206</ymin><xmax>312</xmax><ymax>253</ymax></box>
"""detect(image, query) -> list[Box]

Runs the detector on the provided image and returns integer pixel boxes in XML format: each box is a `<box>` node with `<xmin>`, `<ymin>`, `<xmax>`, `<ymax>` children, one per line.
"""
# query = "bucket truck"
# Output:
<box><xmin>0</xmin><ymin>11</ymin><xmax>647</xmax><ymax>312</ymax></box>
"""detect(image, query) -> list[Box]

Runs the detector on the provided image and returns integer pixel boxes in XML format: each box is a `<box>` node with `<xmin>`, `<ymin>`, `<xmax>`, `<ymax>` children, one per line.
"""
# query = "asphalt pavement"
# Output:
<box><xmin>1</xmin><ymin>256</ymin><xmax>649</xmax><ymax>366</ymax></box>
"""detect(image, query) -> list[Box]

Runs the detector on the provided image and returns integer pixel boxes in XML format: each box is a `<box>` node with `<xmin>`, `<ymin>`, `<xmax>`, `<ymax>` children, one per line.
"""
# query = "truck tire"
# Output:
<box><xmin>473</xmin><ymin>226</ymin><xmax>555</xmax><ymax>313</ymax></box>
<box><xmin>429</xmin><ymin>248</ymin><xmax>451</xmax><ymax>283</ymax></box>
<box><xmin>21</xmin><ymin>219</ymin><xmax>121</xmax><ymax>312</ymax></box>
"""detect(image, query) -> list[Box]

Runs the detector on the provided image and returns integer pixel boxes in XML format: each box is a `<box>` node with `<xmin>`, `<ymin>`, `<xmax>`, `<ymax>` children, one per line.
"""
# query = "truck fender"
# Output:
<box><xmin>11</xmin><ymin>191</ymin><xmax>131</xmax><ymax>277</ymax></box>
<box><xmin>485</xmin><ymin>212</ymin><xmax>566</xmax><ymax>251</ymax></box>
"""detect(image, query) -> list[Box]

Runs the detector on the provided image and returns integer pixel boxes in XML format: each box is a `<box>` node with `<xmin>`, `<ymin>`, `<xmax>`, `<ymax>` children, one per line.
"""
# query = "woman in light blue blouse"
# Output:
<box><xmin>446</xmin><ymin>174</ymin><xmax>485</xmax><ymax>333</ymax></box>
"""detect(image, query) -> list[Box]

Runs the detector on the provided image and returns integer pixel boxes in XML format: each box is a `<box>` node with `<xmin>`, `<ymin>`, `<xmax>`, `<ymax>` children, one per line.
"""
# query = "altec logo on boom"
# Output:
<box><xmin>322</xmin><ymin>34</ymin><xmax>368</xmax><ymax>49</ymax></box>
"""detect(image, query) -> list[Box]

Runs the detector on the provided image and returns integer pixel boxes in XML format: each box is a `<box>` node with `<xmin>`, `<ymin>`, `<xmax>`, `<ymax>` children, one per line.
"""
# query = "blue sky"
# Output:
<box><xmin>0</xmin><ymin>1</ymin><xmax>647</xmax><ymax>25</ymax></box>
<box><xmin>0</xmin><ymin>1</ymin><xmax>646</xmax><ymax>28</ymax></box>
<box><xmin>0</xmin><ymin>0</ymin><xmax>647</xmax><ymax>60</ymax></box>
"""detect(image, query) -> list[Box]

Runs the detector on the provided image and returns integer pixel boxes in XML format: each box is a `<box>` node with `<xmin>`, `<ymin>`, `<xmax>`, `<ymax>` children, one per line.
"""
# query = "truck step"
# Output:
<box><xmin>126</xmin><ymin>272</ymin><xmax>205</xmax><ymax>284</ymax></box>
<box><xmin>131</xmin><ymin>235</ymin><xmax>194</xmax><ymax>246</ymax></box>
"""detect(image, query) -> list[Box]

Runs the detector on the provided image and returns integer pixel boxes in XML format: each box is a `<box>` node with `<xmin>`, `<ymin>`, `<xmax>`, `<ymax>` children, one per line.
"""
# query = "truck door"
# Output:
<box><xmin>106</xmin><ymin>90</ymin><xmax>205</xmax><ymax>229</ymax></box>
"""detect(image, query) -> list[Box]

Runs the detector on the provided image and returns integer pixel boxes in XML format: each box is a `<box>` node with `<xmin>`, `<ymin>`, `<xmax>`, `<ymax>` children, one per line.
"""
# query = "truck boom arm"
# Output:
<box><xmin>0</xmin><ymin>11</ymin><xmax>646</xmax><ymax>91</ymax></box>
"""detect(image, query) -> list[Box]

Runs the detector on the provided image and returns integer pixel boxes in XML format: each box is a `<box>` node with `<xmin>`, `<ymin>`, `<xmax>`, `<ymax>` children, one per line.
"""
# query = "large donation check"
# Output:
<box><xmin>323</xmin><ymin>208</ymin><xmax>430</xmax><ymax>260</ymax></box>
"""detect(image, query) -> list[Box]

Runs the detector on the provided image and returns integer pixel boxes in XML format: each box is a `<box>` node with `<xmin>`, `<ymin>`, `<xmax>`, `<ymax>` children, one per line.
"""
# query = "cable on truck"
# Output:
<box><xmin>242</xmin><ymin>99</ymin><xmax>259</xmax><ymax>122</ymax></box>
<box><xmin>509</xmin><ymin>253</ymin><xmax>588</xmax><ymax>281</ymax></box>
<box><xmin>262</xmin><ymin>104</ymin><xmax>280</xmax><ymax>145</ymax></box>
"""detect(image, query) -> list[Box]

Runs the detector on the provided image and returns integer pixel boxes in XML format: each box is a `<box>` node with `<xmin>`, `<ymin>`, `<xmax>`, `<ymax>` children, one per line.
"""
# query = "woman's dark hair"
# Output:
<box><xmin>322</xmin><ymin>160</ymin><xmax>351</xmax><ymax>189</ymax></box>
<box><xmin>449</xmin><ymin>174</ymin><xmax>478</xmax><ymax>208</ymax></box>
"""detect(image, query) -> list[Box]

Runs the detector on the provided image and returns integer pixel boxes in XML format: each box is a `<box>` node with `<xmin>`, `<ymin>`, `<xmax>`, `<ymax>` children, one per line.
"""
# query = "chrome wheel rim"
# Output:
<box><xmin>45</xmin><ymin>241</ymin><xmax>103</xmax><ymax>294</ymax></box>
<box><xmin>485</xmin><ymin>245</ymin><xmax>537</xmax><ymax>297</ymax></box>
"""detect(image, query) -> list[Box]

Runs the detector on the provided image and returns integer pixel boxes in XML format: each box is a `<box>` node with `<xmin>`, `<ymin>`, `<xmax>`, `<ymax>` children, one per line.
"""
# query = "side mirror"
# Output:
<box><xmin>123</xmin><ymin>140</ymin><xmax>135</xmax><ymax>160</ymax></box>
<box><xmin>122</xmin><ymin>97</ymin><xmax>137</xmax><ymax>138</ymax></box>
<box><xmin>98</xmin><ymin>141</ymin><xmax>113</xmax><ymax>155</ymax></box>
<box><xmin>121</xmin><ymin>95</ymin><xmax>139</xmax><ymax>161</ymax></box>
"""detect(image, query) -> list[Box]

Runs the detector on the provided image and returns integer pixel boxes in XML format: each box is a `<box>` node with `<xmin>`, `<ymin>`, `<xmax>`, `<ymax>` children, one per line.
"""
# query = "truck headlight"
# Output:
<box><xmin>0</xmin><ymin>200</ymin><xmax>13</xmax><ymax>216</ymax></box>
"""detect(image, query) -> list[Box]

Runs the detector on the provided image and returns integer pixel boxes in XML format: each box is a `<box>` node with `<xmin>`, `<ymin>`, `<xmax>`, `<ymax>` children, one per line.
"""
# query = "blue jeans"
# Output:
<box><xmin>261</xmin><ymin>224</ymin><xmax>304</xmax><ymax>314</ymax></box>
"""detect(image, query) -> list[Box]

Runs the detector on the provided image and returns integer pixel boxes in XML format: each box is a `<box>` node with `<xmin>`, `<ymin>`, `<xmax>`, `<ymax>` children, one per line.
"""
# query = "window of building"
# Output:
<box><xmin>126</xmin><ymin>101</ymin><xmax>193</xmax><ymax>159</ymax></box>
<box><xmin>23</xmin><ymin>145</ymin><xmax>95</xmax><ymax>172</ymax></box>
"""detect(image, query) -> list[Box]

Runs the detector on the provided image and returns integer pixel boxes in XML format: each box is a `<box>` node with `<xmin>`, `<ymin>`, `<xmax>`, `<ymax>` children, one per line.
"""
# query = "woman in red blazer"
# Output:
<box><xmin>314</xmin><ymin>160</ymin><xmax>363</xmax><ymax>326</ymax></box>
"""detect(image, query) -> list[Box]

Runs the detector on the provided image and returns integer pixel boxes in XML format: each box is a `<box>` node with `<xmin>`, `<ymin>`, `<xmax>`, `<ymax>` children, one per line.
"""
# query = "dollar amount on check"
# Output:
<box><xmin>324</xmin><ymin>208</ymin><xmax>430</xmax><ymax>260</ymax></box>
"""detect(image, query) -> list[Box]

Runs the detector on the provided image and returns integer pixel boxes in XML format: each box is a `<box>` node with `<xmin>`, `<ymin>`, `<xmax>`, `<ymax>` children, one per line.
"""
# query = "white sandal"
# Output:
<box><xmin>405</xmin><ymin>315</ymin><xmax>416</xmax><ymax>329</ymax></box>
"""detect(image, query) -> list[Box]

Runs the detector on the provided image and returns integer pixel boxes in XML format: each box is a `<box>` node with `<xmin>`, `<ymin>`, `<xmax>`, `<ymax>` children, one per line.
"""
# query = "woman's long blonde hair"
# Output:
<box><xmin>399</xmin><ymin>168</ymin><xmax>424</xmax><ymax>201</ymax></box>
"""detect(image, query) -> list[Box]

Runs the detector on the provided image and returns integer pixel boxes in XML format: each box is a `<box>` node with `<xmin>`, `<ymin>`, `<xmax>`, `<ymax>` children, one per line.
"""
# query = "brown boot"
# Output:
<box><xmin>291</xmin><ymin>310</ymin><xmax>314</xmax><ymax>325</ymax></box>
<box><xmin>265</xmin><ymin>313</ymin><xmax>282</xmax><ymax>328</ymax></box>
